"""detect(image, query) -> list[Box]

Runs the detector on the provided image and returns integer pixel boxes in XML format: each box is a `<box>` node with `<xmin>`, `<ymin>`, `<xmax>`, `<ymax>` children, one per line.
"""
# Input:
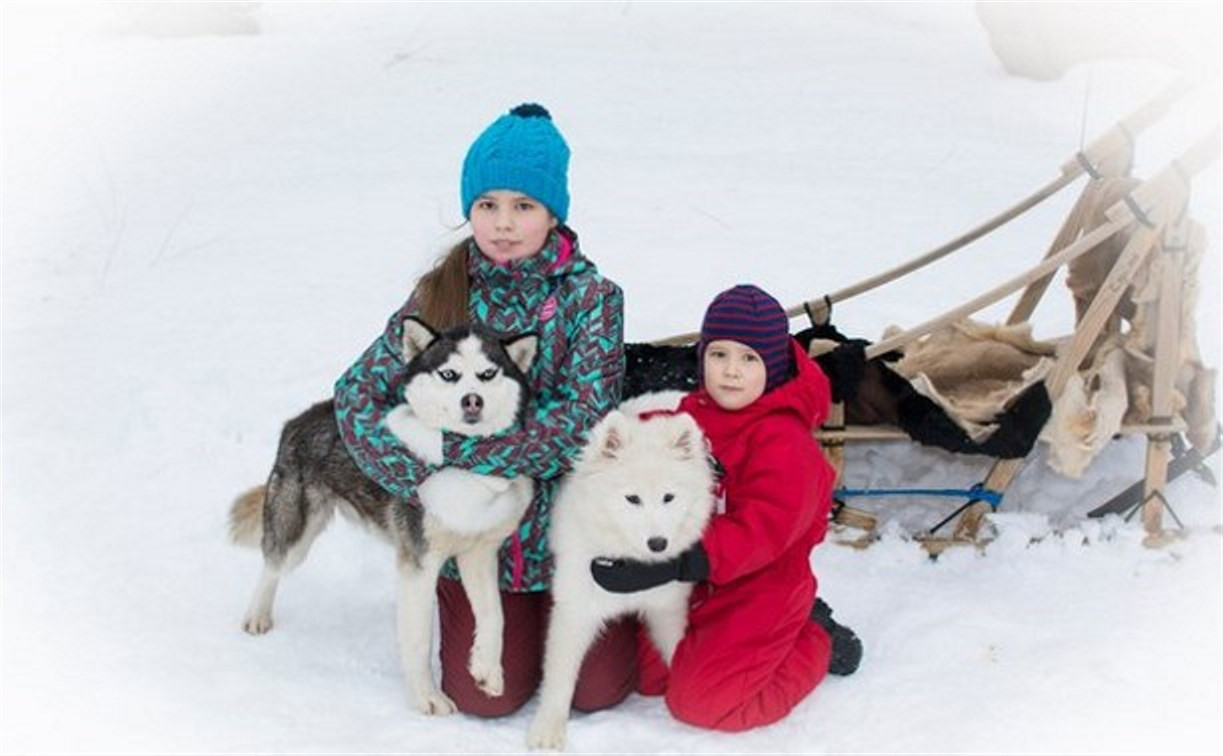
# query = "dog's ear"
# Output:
<box><xmin>668</xmin><ymin>413</ymin><xmax>704</xmax><ymax>460</ymax></box>
<box><xmin>503</xmin><ymin>333</ymin><xmax>539</xmax><ymax>374</ymax></box>
<box><xmin>401</xmin><ymin>317</ymin><xmax>438</xmax><ymax>361</ymax></box>
<box><xmin>587</xmin><ymin>411</ymin><xmax>630</xmax><ymax>461</ymax></box>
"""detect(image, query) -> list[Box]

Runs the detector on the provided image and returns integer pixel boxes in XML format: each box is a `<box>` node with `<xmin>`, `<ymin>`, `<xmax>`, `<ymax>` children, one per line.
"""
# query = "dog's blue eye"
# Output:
<box><xmin>438</xmin><ymin>369</ymin><xmax>460</xmax><ymax>383</ymax></box>
<box><xmin>663</xmin><ymin>493</ymin><xmax>675</xmax><ymax>503</ymax></box>
<box><xmin>625</xmin><ymin>494</ymin><xmax>642</xmax><ymax>506</ymax></box>
<box><xmin>477</xmin><ymin>368</ymin><xmax>499</xmax><ymax>382</ymax></box>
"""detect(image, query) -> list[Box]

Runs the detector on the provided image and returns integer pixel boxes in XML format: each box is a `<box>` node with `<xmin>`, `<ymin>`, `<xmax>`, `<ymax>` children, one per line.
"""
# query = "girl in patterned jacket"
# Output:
<box><xmin>333</xmin><ymin>103</ymin><xmax>633</xmax><ymax>717</ymax></box>
<box><xmin>591</xmin><ymin>284</ymin><xmax>863</xmax><ymax>732</ymax></box>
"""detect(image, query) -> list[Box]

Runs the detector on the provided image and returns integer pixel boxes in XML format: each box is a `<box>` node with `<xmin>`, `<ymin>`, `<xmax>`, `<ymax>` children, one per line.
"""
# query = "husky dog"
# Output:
<box><xmin>526</xmin><ymin>400</ymin><xmax>716</xmax><ymax>750</ymax></box>
<box><xmin>229</xmin><ymin>317</ymin><xmax>538</xmax><ymax>715</ymax></box>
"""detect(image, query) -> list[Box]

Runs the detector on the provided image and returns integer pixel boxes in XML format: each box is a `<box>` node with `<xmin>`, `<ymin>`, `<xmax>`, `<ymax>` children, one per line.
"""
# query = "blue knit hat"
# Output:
<box><xmin>698</xmin><ymin>284</ymin><xmax>794</xmax><ymax>392</ymax></box>
<box><xmin>460</xmin><ymin>103</ymin><xmax>570</xmax><ymax>222</ymax></box>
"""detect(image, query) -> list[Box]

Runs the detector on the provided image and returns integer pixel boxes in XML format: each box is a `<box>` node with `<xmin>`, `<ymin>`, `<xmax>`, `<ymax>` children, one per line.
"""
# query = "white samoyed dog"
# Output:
<box><xmin>526</xmin><ymin>391</ymin><xmax>716</xmax><ymax>750</ymax></box>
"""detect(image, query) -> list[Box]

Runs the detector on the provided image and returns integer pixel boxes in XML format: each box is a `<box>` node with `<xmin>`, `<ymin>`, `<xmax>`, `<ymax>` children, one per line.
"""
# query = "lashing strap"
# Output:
<box><xmin>834</xmin><ymin>483</ymin><xmax>1003</xmax><ymax>509</ymax></box>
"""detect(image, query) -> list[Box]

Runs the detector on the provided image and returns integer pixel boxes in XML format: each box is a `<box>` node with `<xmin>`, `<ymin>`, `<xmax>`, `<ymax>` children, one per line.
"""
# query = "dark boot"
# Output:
<box><xmin>811</xmin><ymin>597</ymin><xmax>863</xmax><ymax>676</ymax></box>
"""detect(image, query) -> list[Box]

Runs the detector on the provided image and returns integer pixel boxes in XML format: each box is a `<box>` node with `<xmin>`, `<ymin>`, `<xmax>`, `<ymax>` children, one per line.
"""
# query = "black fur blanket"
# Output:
<box><xmin>623</xmin><ymin>325</ymin><xmax>1049</xmax><ymax>459</ymax></box>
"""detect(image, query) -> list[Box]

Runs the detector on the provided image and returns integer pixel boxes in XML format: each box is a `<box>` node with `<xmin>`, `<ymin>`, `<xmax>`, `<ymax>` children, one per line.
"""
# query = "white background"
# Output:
<box><xmin>3</xmin><ymin>3</ymin><xmax>1221</xmax><ymax>753</ymax></box>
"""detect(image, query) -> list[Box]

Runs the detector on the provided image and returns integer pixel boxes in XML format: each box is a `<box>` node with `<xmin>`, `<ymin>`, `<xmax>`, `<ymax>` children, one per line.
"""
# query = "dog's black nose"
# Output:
<box><xmin>647</xmin><ymin>537</ymin><xmax>668</xmax><ymax>553</ymax></box>
<box><xmin>461</xmin><ymin>393</ymin><xmax>483</xmax><ymax>416</ymax></box>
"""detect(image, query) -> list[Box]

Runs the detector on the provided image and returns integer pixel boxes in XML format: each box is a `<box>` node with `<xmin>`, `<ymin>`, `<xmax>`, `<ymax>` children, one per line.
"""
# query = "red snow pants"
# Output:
<box><xmin>436</xmin><ymin>576</ymin><xmax>639</xmax><ymax>717</ymax></box>
<box><xmin>637</xmin><ymin>578</ymin><xmax>833</xmax><ymax>732</ymax></box>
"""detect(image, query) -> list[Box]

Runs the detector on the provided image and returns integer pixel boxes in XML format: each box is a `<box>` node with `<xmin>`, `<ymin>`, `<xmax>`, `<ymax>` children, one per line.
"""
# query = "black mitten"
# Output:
<box><xmin>815</xmin><ymin>340</ymin><xmax>868</xmax><ymax>403</ymax></box>
<box><xmin>590</xmin><ymin>544</ymin><xmax>710</xmax><ymax>593</ymax></box>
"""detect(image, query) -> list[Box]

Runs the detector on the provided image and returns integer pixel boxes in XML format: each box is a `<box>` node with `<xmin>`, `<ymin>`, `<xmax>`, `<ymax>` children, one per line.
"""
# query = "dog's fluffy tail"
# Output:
<box><xmin>228</xmin><ymin>485</ymin><xmax>266</xmax><ymax>547</ymax></box>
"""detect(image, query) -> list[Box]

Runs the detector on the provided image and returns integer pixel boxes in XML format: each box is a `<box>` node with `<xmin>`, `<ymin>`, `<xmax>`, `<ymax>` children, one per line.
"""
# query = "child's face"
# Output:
<box><xmin>470</xmin><ymin>190</ymin><xmax>558</xmax><ymax>264</ymax></box>
<box><xmin>702</xmin><ymin>339</ymin><xmax>767</xmax><ymax>411</ymax></box>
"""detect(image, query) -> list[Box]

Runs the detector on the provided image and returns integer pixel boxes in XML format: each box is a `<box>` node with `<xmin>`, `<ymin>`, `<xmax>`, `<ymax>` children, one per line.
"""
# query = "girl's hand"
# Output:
<box><xmin>383</xmin><ymin>406</ymin><xmax>444</xmax><ymax>466</ymax></box>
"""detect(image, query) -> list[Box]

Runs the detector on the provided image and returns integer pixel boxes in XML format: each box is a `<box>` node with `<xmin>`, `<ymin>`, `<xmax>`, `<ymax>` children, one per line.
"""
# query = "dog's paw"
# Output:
<box><xmin>414</xmin><ymin>689</ymin><xmax>457</xmax><ymax>717</ymax></box>
<box><xmin>384</xmin><ymin>408</ymin><xmax>444</xmax><ymax>465</ymax></box>
<box><xmin>509</xmin><ymin>476</ymin><xmax>534</xmax><ymax>498</ymax></box>
<box><xmin>526</xmin><ymin>712</ymin><xmax>568</xmax><ymax>751</ymax></box>
<box><xmin>480</xmin><ymin>476</ymin><xmax>512</xmax><ymax>494</ymax></box>
<box><xmin>242</xmin><ymin>614</ymin><xmax>273</xmax><ymax>635</ymax></box>
<box><xmin>469</xmin><ymin>654</ymin><xmax>504</xmax><ymax>698</ymax></box>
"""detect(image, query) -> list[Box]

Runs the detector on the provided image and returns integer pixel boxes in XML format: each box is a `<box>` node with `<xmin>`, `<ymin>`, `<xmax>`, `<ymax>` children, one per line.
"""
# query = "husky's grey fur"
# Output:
<box><xmin>229</xmin><ymin>317</ymin><xmax>537</xmax><ymax>715</ymax></box>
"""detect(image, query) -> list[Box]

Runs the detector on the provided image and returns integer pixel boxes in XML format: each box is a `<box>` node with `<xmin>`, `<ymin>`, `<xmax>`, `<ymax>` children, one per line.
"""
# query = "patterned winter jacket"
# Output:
<box><xmin>333</xmin><ymin>227</ymin><xmax>625</xmax><ymax>592</ymax></box>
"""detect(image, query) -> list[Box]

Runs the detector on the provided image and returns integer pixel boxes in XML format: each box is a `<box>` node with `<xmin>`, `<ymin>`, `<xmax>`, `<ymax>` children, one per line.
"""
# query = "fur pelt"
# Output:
<box><xmin>624</xmin><ymin>318</ymin><xmax>1058</xmax><ymax>461</ymax></box>
<box><xmin>619</xmin><ymin>323</ymin><xmax>1052</xmax><ymax>459</ymax></box>
<box><xmin>623</xmin><ymin>343</ymin><xmax>698</xmax><ymax>400</ymax></box>
<box><xmin>886</xmin><ymin>319</ymin><xmax>1058</xmax><ymax>442</ymax></box>
<box><xmin>1040</xmin><ymin>341</ymin><xmax>1129</xmax><ymax>478</ymax></box>
<box><xmin>798</xmin><ymin>323</ymin><xmax>1051</xmax><ymax>458</ymax></box>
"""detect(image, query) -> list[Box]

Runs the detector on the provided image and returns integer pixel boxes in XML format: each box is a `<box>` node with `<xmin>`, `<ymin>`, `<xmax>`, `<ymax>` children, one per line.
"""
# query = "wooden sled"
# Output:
<box><xmin>647</xmin><ymin>83</ymin><xmax>1221</xmax><ymax>554</ymax></box>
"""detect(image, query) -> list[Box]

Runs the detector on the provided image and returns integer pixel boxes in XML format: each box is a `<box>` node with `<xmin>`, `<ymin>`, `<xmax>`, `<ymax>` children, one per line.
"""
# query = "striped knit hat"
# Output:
<box><xmin>698</xmin><ymin>284</ymin><xmax>794</xmax><ymax>393</ymax></box>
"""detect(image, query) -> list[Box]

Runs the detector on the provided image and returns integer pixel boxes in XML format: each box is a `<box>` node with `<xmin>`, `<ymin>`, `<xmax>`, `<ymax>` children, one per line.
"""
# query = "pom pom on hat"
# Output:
<box><xmin>509</xmin><ymin>103</ymin><xmax>551</xmax><ymax>118</ymax></box>
<box><xmin>698</xmin><ymin>284</ymin><xmax>794</xmax><ymax>392</ymax></box>
<box><xmin>461</xmin><ymin>102</ymin><xmax>570</xmax><ymax>222</ymax></box>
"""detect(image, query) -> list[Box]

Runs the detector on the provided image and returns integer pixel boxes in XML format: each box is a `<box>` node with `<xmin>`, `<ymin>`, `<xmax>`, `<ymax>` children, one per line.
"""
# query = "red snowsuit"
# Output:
<box><xmin>639</xmin><ymin>338</ymin><xmax>837</xmax><ymax>731</ymax></box>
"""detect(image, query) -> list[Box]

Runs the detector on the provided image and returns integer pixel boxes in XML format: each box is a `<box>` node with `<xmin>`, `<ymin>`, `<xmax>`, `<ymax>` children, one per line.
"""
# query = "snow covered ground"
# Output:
<box><xmin>3</xmin><ymin>3</ymin><xmax>1221</xmax><ymax>754</ymax></box>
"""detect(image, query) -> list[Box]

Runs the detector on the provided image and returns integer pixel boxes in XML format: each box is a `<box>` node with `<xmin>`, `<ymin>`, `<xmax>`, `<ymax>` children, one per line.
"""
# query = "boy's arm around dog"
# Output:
<box><xmin>701</xmin><ymin>425</ymin><xmax>832</xmax><ymax>585</ymax></box>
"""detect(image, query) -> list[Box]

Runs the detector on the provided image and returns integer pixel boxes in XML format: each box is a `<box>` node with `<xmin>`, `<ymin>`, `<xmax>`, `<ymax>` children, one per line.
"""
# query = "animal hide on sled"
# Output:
<box><xmin>625</xmin><ymin>319</ymin><xmax>1055</xmax><ymax>460</ymax></box>
<box><xmin>622</xmin><ymin>343</ymin><xmax>698</xmax><ymax>400</ymax></box>
<box><xmin>1039</xmin><ymin>341</ymin><xmax>1129</xmax><ymax>478</ymax></box>
<box><xmin>884</xmin><ymin>319</ymin><xmax>1059</xmax><ymax>444</ymax></box>
<box><xmin>797</xmin><ymin>321</ymin><xmax>1055</xmax><ymax>458</ymax></box>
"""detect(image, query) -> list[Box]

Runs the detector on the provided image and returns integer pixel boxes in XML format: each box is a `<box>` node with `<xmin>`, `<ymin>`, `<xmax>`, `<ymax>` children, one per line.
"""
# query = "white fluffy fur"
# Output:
<box><xmin>526</xmin><ymin>401</ymin><xmax>715</xmax><ymax>750</ymax></box>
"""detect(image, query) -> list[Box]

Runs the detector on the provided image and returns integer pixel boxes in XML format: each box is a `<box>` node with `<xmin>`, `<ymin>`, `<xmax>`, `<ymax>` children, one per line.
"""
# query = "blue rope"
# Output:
<box><xmin>834</xmin><ymin>483</ymin><xmax>1003</xmax><ymax>510</ymax></box>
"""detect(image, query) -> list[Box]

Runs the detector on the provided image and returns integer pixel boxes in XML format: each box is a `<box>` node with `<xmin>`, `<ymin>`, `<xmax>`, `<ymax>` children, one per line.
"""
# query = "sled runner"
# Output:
<box><xmin>631</xmin><ymin>83</ymin><xmax>1220</xmax><ymax>552</ymax></box>
<box><xmin>1086</xmin><ymin>425</ymin><xmax>1220</xmax><ymax>521</ymax></box>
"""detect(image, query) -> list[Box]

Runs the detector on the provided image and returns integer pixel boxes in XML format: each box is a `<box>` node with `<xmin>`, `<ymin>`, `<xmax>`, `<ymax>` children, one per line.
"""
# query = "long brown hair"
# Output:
<box><xmin>415</xmin><ymin>236</ymin><xmax>472</xmax><ymax>330</ymax></box>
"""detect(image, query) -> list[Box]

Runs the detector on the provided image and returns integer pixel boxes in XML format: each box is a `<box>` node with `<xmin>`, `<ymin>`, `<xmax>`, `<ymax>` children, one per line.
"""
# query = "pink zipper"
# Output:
<box><xmin>510</xmin><ymin>530</ymin><xmax>526</xmax><ymax>591</ymax></box>
<box><xmin>546</xmin><ymin>231</ymin><xmax>573</xmax><ymax>272</ymax></box>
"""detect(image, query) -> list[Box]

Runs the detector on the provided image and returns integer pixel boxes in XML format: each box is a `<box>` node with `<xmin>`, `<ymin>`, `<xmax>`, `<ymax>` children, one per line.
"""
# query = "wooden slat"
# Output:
<box><xmin>1141</xmin><ymin>216</ymin><xmax>1190</xmax><ymax>541</ymax></box>
<box><xmin>814</xmin><ymin>420</ymin><xmax>1186</xmax><ymax>443</ymax></box>
<box><xmin>1006</xmin><ymin>173</ymin><xmax>1123</xmax><ymax>326</ymax></box>
<box><xmin>865</xmin><ymin>218</ymin><xmax>1128</xmax><ymax>359</ymax></box>
<box><xmin>798</xmin><ymin>172</ymin><xmax>1079</xmax><ymax>325</ymax></box>
<box><xmin>822</xmin><ymin>402</ymin><xmax>847</xmax><ymax>487</ymax></box>
<box><xmin>1043</xmin><ymin>224</ymin><xmax>1163</xmax><ymax>395</ymax></box>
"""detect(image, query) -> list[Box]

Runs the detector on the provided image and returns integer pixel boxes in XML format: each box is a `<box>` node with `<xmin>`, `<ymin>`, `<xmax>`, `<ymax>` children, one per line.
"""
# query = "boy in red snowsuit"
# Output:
<box><xmin>592</xmin><ymin>284</ymin><xmax>863</xmax><ymax>732</ymax></box>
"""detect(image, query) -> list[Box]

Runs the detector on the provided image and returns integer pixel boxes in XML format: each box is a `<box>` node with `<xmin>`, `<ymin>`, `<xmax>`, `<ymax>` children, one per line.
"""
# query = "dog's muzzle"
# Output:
<box><xmin>461</xmin><ymin>393</ymin><xmax>484</xmax><ymax>424</ymax></box>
